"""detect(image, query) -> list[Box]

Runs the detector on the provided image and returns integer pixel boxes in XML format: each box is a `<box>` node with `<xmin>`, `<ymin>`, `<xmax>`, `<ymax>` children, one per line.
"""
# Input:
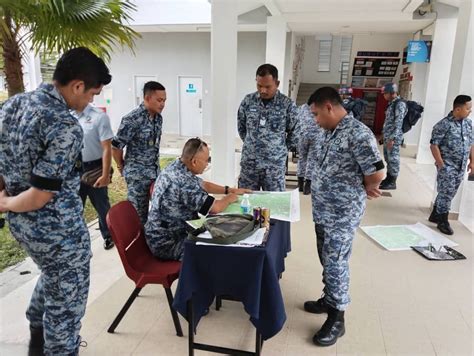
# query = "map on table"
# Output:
<box><xmin>186</xmin><ymin>189</ymin><xmax>300</xmax><ymax>229</ymax></box>
<box><xmin>360</xmin><ymin>222</ymin><xmax>458</xmax><ymax>251</ymax></box>
<box><xmin>222</xmin><ymin>189</ymin><xmax>300</xmax><ymax>222</ymax></box>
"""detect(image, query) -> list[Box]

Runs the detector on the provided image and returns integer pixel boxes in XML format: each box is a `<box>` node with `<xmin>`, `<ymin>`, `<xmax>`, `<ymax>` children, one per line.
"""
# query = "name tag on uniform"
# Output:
<box><xmin>260</xmin><ymin>119</ymin><xmax>266</xmax><ymax>127</ymax></box>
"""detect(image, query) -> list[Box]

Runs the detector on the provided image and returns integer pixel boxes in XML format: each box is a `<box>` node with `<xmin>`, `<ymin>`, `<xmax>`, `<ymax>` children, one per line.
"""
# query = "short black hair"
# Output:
<box><xmin>256</xmin><ymin>64</ymin><xmax>278</xmax><ymax>80</ymax></box>
<box><xmin>53</xmin><ymin>47</ymin><xmax>111</xmax><ymax>89</ymax></box>
<box><xmin>182</xmin><ymin>137</ymin><xmax>208</xmax><ymax>160</ymax></box>
<box><xmin>143</xmin><ymin>81</ymin><xmax>166</xmax><ymax>97</ymax></box>
<box><xmin>307</xmin><ymin>87</ymin><xmax>343</xmax><ymax>107</ymax></box>
<box><xmin>453</xmin><ymin>95</ymin><xmax>471</xmax><ymax>109</ymax></box>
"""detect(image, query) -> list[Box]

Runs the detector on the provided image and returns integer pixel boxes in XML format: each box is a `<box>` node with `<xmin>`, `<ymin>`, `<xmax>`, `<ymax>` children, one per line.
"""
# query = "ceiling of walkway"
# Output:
<box><xmin>131</xmin><ymin>0</ymin><xmax>459</xmax><ymax>35</ymax></box>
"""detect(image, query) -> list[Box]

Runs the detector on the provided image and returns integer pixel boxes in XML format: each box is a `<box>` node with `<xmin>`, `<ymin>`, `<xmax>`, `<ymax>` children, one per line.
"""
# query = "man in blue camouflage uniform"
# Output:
<box><xmin>380</xmin><ymin>83</ymin><xmax>407</xmax><ymax>190</ymax></box>
<box><xmin>145</xmin><ymin>138</ymin><xmax>250</xmax><ymax>260</ymax></box>
<box><xmin>297</xmin><ymin>102</ymin><xmax>324</xmax><ymax>195</ymax></box>
<box><xmin>74</xmin><ymin>103</ymin><xmax>115</xmax><ymax>250</ymax></box>
<box><xmin>238</xmin><ymin>64</ymin><xmax>299</xmax><ymax>191</ymax></box>
<box><xmin>303</xmin><ymin>87</ymin><xmax>384</xmax><ymax>347</ymax></box>
<box><xmin>112</xmin><ymin>81</ymin><xmax>166</xmax><ymax>225</ymax></box>
<box><xmin>428</xmin><ymin>95</ymin><xmax>473</xmax><ymax>235</ymax></box>
<box><xmin>0</xmin><ymin>48</ymin><xmax>111</xmax><ymax>356</ymax></box>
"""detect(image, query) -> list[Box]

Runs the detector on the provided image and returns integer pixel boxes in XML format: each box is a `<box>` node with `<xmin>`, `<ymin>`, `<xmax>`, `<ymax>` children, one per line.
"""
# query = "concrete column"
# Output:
<box><xmin>416</xmin><ymin>4</ymin><xmax>458</xmax><ymax>164</ymax></box>
<box><xmin>450</xmin><ymin>0</ymin><xmax>473</xmax><ymax>229</ymax></box>
<box><xmin>210</xmin><ymin>0</ymin><xmax>238</xmax><ymax>185</ymax></box>
<box><xmin>22</xmin><ymin>49</ymin><xmax>42</xmax><ymax>92</ymax></box>
<box><xmin>444</xmin><ymin>0</ymin><xmax>472</xmax><ymax>113</ymax></box>
<box><xmin>403</xmin><ymin>32</ymin><xmax>429</xmax><ymax>147</ymax></box>
<box><xmin>266</xmin><ymin>16</ymin><xmax>287</xmax><ymax>93</ymax></box>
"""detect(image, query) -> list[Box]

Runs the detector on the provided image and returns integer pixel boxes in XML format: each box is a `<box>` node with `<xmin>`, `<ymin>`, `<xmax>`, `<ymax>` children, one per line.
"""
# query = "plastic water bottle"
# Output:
<box><xmin>240</xmin><ymin>194</ymin><xmax>251</xmax><ymax>214</ymax></box>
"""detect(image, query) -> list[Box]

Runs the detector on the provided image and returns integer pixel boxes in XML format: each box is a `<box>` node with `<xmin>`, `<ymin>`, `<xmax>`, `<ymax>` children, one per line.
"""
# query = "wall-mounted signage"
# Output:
<box><xmin>406</xmin><ymin>41</ymin><xmax>432</xmax><ymax>63</ymax></box>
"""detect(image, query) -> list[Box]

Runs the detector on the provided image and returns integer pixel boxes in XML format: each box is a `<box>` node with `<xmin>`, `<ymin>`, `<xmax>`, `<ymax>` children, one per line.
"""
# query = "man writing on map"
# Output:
<box><xmin>144</xmin><ymin>138</ymin><xmax>251</xmax><ymax>260</ymax></box>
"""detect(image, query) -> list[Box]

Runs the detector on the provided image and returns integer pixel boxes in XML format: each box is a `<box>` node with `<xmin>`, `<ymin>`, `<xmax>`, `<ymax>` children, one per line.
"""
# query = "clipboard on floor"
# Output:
<box><xmin>411</xmin><ymin>244</ymin><xmax>466</xmax><ymax>261</ymax></box>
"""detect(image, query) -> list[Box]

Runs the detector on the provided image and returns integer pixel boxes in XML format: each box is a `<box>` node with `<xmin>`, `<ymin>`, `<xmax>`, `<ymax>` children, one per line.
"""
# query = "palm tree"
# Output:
<box><xmin>0</xmin><ymin>0</ymin><xmax>139</xmax><ymax>97</ymax></box>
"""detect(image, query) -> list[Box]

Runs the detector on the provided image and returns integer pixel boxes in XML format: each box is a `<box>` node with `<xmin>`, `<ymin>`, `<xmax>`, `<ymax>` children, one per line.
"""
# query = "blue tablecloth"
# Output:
<box><xmin>173</xmin><ymin>220</ymin><xmax>291</xmax><ymax>340</ymax></box>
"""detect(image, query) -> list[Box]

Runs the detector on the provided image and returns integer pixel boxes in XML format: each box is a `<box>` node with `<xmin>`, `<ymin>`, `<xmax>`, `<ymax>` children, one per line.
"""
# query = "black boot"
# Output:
<box><xmin>313</xmin><ymin>307</ymin><xmax>345</xmax><ymax>347</ymax></box>
<box><xmin>103</xmin><ymin>236</ymin><xmax>115</xmax><ymax>250</ymax></box>
<box><xmin>437</xmin><ymin>212</ymin><xmax>454</xmax><ymax>235</ymax></box>
<box><xmin>28</xmin><ymin>325</ymin><xmax>44</xmax><ymax>356</ymax></box>
<box><xmin>304</xmin><ymin>297</ymin><xmax>328</xmax><ymax>314</ymax></box>
<box><xmin>428</xmin><ymin>206</ymin><xmax>440</xmax><ymax>223</ymax></box>
<box><xmin>303</xmin><ymin>180</ymin><xmax>311</xmax><ymax>195</ymax></box>
<box><xmin>298</xmin><ymin>177</ymin><xmax>305</xmax><ymax>192</ymax></box>
<box><xmin>379</xmin><ymin>174</ymin><xmax>397</xmax><ymax>190</ymax></box>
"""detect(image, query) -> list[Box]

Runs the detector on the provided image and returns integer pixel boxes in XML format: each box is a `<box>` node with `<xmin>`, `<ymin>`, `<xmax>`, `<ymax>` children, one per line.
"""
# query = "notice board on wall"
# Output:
<box><xmin>352</xmin><ymin>57</ymin><xmax>400</xmax><ymax>77</ymax></box>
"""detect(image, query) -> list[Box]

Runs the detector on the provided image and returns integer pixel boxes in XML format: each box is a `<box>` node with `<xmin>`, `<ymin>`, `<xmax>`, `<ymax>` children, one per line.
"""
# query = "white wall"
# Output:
<box><xmin>283</xmin><ymin>32</ymin><xmax>292</xmax><ymax>96</ymax></box>
<box><xmin>301</xmin><ymin>35</ymin><xmax>342</xmax><ymax>84</ymax></box>
<box><xmin>300</xmin><ymin>33</ymin><xmax>412</xmax><ymax>85</ymax></box>
<box><xmin>95</xmin><ymin>32</ymin><xmax>266</xmax><ymax>135</ymax></box>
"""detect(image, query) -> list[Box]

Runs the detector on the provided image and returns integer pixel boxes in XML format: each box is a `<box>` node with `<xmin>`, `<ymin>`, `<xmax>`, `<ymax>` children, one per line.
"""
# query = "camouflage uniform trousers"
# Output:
<box><xmin>434</xmin><ymin>165</ymin><xmax>465</xmax><ymax>214</ymax></box>
<box><xmin>314</xmin><ymin>222</ymin><xmax>356</xmax><ymax>311</ymax></box>
<box><xmin>238</xmin><ymin>164</ymin><xmax>286</xmax><ymax>191</ymax></box>
<box><xmin>383</xmin><ymin>142</ymin><xmax>401</xmax><ymax>177</ymax></box>
<box><xmin>18</xmin><ymin>236</ymin><xmax>90</xmax><ymax>355</ymax></box>
<box><xmin>147</xmin><ymin>226</ymin><xmax>186</xmax><ymax>261</ymax></box>
<box><xmin>125</xmin><ymin>177</ymin><xmax>154</xmax><ymax>226</ymax></box>
<box><xmin>297</xmin><ymin>154</ymin><xmax>308</xmax><ymax>178</ymax></box>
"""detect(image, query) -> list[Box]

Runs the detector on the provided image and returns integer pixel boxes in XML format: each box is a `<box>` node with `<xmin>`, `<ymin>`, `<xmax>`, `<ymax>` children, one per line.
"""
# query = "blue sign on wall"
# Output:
<box><xmin>186</xmin><ymin>83</ymin><xmax>197</xmax><ymax>93</ymax></box>
<box><xmin>406</xmin><ymin>41</ymin><xmax>432</xmax><ymax>63</ymax></box>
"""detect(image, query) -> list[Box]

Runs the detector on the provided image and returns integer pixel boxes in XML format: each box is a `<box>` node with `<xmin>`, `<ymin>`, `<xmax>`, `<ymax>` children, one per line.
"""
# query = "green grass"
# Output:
<box><xmin>0</xmin><ymin>221</ymin><xmax>28</xmax><ymax>272</ymax></box>
<box><xmin>0</xmin><ymin>157</ymin><xmax>177</xmax><ymax>272</ymax></box>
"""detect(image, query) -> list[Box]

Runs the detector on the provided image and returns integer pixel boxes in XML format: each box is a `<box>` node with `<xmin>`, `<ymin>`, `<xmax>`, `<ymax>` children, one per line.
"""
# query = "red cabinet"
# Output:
<box><xmin>352</xmin><ymin>88</ymin><xmax>388</xmax><ymax>135</ymax></box>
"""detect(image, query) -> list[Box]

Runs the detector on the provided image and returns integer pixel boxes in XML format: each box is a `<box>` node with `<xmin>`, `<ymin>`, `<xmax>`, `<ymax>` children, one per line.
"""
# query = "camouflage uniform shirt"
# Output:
<box><xmin>237</xmin><ymin>91</ymin><xmax>300</xmax><ymax>170</ymax></box>
<box><xmin>112</xmin><ymin>103</ymin><xmax>162</xmax><ymax>180</ymax></box>
<box><xmin>0</xmin><ymin>83</ymin><xmax>90</xmax><ymax>254</ymax></box>
<box><xmin>430</xmin><ymin>112</ymin><xmax>473</xmax><ymax>171</ymax></box>
<box><xmin>297</xmin><ymin>104</ymin><xmax>324</xmax><ymax>179</ymax></box>
<box><xmin>145</xmin><ymin>159</ymin><xmax>215</xmax><ymax>260</ymax></box>
<box><xmin>383</xmin><ymin>97</ymin><xmax>407</xmax><ymax>144</ymax></box>
<box><xmin>311</xmin><ymin>114</ymin><xmax>383</xmax><ymax>226</ymax></box>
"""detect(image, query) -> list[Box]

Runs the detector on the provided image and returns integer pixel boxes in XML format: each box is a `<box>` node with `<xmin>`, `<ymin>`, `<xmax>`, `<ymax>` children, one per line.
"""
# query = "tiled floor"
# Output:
<box><xmin>0</xmin><ymin>141</ymin><xmax>472</xmax><ymax>355</ymax></box>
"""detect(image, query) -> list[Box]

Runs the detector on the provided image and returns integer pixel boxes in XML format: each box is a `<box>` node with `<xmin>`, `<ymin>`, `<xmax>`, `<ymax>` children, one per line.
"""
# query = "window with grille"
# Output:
<box><xmin>340</xmin><ymin>36</ymin><xmax>353</xmax><ymax>71</ymax></box>
<box><xmin>318</xmin><ymin>37</ymin><xmax>332</xmax><ymax>72</ymax></box>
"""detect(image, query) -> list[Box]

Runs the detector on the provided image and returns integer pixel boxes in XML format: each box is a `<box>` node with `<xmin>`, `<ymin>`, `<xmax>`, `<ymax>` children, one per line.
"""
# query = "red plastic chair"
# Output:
<box><xmin>106</xmin><ymin>201</ymin><xmax>183</xmax><ymax>336</ymax></box>
<box><xmin>149</xmin><ymin>181</ymin><xmax>155</xmax><ymax>200</ymax></box>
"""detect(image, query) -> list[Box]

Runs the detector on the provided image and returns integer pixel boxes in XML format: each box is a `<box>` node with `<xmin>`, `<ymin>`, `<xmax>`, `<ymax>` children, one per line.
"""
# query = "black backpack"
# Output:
<box><xmin>393</xmin><ymin>99</ymin><xmax>424</xmax><ymax>133</ymax></box>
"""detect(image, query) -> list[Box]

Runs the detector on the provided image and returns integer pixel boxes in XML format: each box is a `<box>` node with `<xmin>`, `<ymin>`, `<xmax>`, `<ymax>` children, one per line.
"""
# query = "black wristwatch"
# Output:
<box><xmin>224</xmin><ymin>185</ymin><xmax>229</xmax><ymax>194</ymax></box>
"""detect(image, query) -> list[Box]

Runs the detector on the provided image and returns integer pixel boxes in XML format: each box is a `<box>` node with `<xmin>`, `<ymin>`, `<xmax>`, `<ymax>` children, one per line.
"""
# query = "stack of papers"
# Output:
<box><xmin>195</xmin><ymin>227</ymin><xmax>267</xmax><ymax>248</ymax></box>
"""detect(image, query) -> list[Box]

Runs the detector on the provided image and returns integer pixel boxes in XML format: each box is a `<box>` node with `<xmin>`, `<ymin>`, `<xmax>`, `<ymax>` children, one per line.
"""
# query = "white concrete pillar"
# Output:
<box><xmin>445</xmin><ymin>0</ymin><xmax>473</xmax><ymax>113</ymax></box>
<box><xmin>22</xmin><ymin>50</ymin><xmax>42</xmax><ymax>92</ymax></box>
<box><xmin>266</xmin><ymin>16</ymin><xmax>287</xmax><ymax>93</ymax></box>
<box><xmin>451</xmin><ymin>0</ymin><xmax>473</xmax><ymax>229</ymax></box>
<box><xmin>210</xmin><ymin>0</ymin><xmax>238</xmax><ymax>185</ymax></box>
<box><xmin>416</xmin><ymin>4</ymin><xmax>458</xmax><ymax>164</ymax></box>
<box><xmin>403</xmin><ymin>32</ymin><xmax>429</xmax><ymax>147</ymax></box>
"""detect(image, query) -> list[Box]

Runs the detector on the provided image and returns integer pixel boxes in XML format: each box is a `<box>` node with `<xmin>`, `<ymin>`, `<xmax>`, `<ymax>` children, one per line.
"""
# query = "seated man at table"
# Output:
<box><xmin>145</xmin><ymin>138</ymin><xmax>251</xmax><ymax>260</ymax></box>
